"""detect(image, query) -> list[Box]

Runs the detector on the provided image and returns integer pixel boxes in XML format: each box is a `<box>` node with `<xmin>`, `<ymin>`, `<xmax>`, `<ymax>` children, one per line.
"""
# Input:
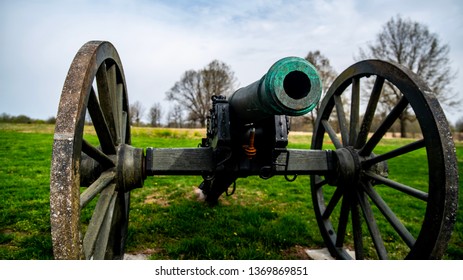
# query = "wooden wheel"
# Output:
<box><xmin>50</xmin><ymin>41</ymin><xmax>144</xmax><ymax>259</ymax></box>
<box><xmin>311</xmin><ymin>60</ymin><xmax>458</xmax><ymax>259</ymax></box>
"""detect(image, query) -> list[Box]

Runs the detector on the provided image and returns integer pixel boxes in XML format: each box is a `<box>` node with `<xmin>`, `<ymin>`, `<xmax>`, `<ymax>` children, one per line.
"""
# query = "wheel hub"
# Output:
<box><xmin>116</xmin><ymin>144</ymin><xmax>145</xmax><ymax>192</ymax></box>
<box><xmin>326</xmin><ymin>147</ymin><xmax>389</xmax><ymax>187</ymax></box>
<box><xmin>79</xmin><ymin>144</ymin><xmax>145</xmax><ymax>192</ymax></box>
<box><xmin>328</xmin><ymin>147</ymin><xmax>361</xmax><ymax>186</ymax></box>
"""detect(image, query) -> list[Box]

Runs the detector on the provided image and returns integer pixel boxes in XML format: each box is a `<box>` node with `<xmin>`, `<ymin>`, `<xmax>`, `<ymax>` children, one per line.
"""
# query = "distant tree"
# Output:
<box><xmin>0</xmin><ymin>113</ymin><xmax>54</xmax><ymax>124</ymax></box>
<box><xmin>303</xmin><ymin>50</ymin><xmax>338</xmax><ymax>129</ymax></box>
<box><xmin>13</xmin><ymin>115</ymin><xmax>32</xmax><ymax>124</ymax></box>
<box><xmin>129</xmin><ymin>101</ymin><xmax>145</xmax><ymax>126</ymax></box>
<box><xmin>0</xmin><ymin>113</ymin><xmax>39</xmax><ymax>124</ymax></box>
<box><xmin>167</xmin><ymin>104</ymin><xmax>184</xmax><ymax>128</ymax></box>
<box><xmin>455</xmin><ymin>117</ymin><xmax>463</xmax><ymax>133</ymax></box>
<box><xmin>148</xmin><ymin>102</ymin><xmax>163</xmax><ymax>127</ymax></box>
<box><xmin>357</xmin><ymin>15</ymin><xmax>459</xmax><ymax>137</ymax></box>
<box><xmin>0</xmin><ymin>113</ymin><xmax>11</xmax><ymax>122</ymax></box>
<box><xmin>166</xmin><ymin>60</ymin><xmax>236</xmax><ymax>127</ymax></box>
<box><xmin>46</xmin><ymin>116</ymin><xmax>56</xmax><ymax>124</ymax></box>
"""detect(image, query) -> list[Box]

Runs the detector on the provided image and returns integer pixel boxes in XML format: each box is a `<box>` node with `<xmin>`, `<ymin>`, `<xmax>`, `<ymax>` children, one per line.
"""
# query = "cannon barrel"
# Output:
<box><xmin>228</xmin><ymin>57</ymin><xmax>322</xmax><ymax>123</ymax></box>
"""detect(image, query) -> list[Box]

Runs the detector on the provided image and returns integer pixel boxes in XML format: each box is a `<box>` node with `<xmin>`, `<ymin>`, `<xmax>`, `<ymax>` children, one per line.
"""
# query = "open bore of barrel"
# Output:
<box><xmin>283</xmin><ymin>70</ymin><xmax>312</xmax><ymax>100</ymax></box>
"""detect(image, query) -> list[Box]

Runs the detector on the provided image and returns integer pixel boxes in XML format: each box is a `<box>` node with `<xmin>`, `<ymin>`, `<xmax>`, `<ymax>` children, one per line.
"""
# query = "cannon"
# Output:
<box><xmin>50</xmin><ymin>41</ymin><xmax>458</xmax><ymax>260</ymax></box>
<box><xmin>146</xmin><ymin>56</ymin><xmax>323</xmax><ymax>205</ymax></box>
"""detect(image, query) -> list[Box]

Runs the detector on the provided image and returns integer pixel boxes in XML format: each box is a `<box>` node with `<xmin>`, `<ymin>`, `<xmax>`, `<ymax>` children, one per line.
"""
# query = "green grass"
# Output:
<box><xmin>0</xmin><ymin>128</ymin><xmax>53</xmax><ymax>259</ymax></box>
<box><xmin>0</xmin><ymin>123</ymin><xmax>462</xmax><ymax>259</ymax></box>
<box><xmin>127</xmin><ymin>175</ymin><xmax>321</xmax><ymax>259</ymax></box>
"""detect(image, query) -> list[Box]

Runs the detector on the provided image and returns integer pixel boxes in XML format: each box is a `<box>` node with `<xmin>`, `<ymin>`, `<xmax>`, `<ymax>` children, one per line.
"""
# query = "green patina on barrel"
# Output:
<box><xmin>228</xmin><ymin>57</ymin><xmax>322</xmax><ymax>122</ymax></box>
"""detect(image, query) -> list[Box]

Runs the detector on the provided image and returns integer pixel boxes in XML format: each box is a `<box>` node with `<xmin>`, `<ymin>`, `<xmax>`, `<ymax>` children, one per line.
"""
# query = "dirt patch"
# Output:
<box><xmin>281</xmin><ymin>245</ymin><xmax>311</xmax><ymax>260</ymax></box>
<box><xmin>124</xmin><ymin>248</ymin><xmax>165</xmax><ymax>260</ymax></box>
<box><xmin>144</xmin><ymin>194</ymin><xmax>170</xmax><ymax>207</ymax></box>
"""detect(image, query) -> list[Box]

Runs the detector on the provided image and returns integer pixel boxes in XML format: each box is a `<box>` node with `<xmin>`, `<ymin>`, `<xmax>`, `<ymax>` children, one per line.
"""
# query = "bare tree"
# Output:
<box><xmin>357</xmin><ymin>15</ymin><xmax>459</xmax><ymax>137</ymax></box>
<box><xmin>167</xmin><ymin>104</ymin><xmax>184</xmax><ymax>128</ymax></box>
<box><xmin>166</xmin><ymin>60</ymin><xmax>236</xmax><ymax>127</ymax></box>
<box><xmin>129</xmin><ymin>101</ymin><xmax>145</xmax><ymax>126</ymax></box>
<box><xmin>148</xmin><ymin>102</ymin><xmax>163</xmax><ymax>127</ymax></box>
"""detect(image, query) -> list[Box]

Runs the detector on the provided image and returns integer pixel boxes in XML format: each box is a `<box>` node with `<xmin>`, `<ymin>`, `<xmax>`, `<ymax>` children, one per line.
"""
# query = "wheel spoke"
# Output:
<box><xmin>313</xmin><ymin>175</ymin><xmax>326</xmax><ymax>188</ymax></box>
<box><xmin>82</xmin><ymin>139</ymin><xmax>115</xmax><ymax>168</ymax></box>
<box><xmin>364</xmin><ymin>171</ymin><xmax>428</xmax><ymax>201</ymax></box>
<box><xmin>360</xmin><ymin>96</ymin><xmax>409</xmax><ymax>156</ymax></box>
<box><xmin>357</xmin><ymin>188</ymin><xmax>388</xmax><ymax>259</ymax></box>
<box><xmin>107</xmin><ymin>65</ymin><xmax>121</xmax><ymax>145</ymax></box>
<box><xmin>351</xmin><ymin>196</ymin><xmax>364</xmax><ymax>260</ymax></box>
<box><xmin>334</xmin><ymin>94</ymin><xmax>349</xmax><ymax>146</ymax></box>
<box><xmin>322</xmin><ymin>187</ymin><xmax>343</xmax><ymax>219</ymax></box>
<box><xmin>121</xmin><ymin>111</ymin><xmax>128</xmax><ymax>144</ymax></box>
<box><xmin>355</xmin><ymin>76</ymin><xmax>384</xmax><ymax>149</ymax></box>
<box><xmin>80</xmin><ymin>171</ymin><xmax>116</xmax><ymax>209</ymax></box>
<box><xmin>92</xmin><ymin>193</ymin><xmax>117</xmax><ymax>259</ymax></box>
<box><xmin>335</xmin><ymin>193</ymin><xmax>350</xmax><ymax>247</ymax></box>
<box><xmin>96</xmin><ymin>62</ymin><xmax>118</xmax><ymax>144</ymax></box>
<box><xmin>363</xmin><ymin>183</ymin><xmax>416</xmax><ymax>248</ymax></box>
<box><xmin>349</xmin><ymin>77</ymin><xmax>360</xmax><ymax>146</ymax></box>
<box><xmin>118</xmin><ymin>192</ymin><xmax>130</xmax><ymax>257</ymax></box>
<box><xmin>363</xmin><ymin>139</ymin><xmax>425</xmax><ymax>168</ymax></box>
<box><xmin>87</xmin><ymin>87</ymin><xmax>116</xmax><ymax>155</ymax></box>
<box><xmin>83</xmin><ymin>183</ymin><xmax>116</xmax><ymax>259</ymax></box>
<box><xmin>115</xmin><ymin>84</ymin><xmax>124</xmax><ymax>144</ymax></box>
<box><xmin>322</xmin><ymin>120</ymin><xmax>343</xmax><ymax>149</ymax></box>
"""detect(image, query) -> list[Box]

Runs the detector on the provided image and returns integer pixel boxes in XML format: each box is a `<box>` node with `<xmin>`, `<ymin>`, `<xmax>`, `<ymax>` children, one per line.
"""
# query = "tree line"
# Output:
<box><xmin>0</xmin><ymin>113</ymin><xmax>56</xmax><ymax>124</ymax></box>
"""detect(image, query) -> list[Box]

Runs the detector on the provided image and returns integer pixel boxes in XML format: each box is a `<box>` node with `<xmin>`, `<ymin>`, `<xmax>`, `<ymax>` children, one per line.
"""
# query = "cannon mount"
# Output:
<box><xmin>50</xmin><ymin>41</ymin><xmax>458</xmax><ymax>260</ymax></box>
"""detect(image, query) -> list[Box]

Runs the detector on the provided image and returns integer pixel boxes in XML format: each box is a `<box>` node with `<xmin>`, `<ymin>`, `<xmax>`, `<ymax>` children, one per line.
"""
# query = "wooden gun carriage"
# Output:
<box><xmin>50</xmin><ymin>41</ymin><xmax>458</xmax><ymax>260</ymax></box>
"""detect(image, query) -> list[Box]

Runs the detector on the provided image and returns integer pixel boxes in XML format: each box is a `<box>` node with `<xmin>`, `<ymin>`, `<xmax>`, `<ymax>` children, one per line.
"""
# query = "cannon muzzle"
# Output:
<box><xmin>228</xmin><ymin>57</ymin><xmax>321</xmax><ymax>123</ymax></box>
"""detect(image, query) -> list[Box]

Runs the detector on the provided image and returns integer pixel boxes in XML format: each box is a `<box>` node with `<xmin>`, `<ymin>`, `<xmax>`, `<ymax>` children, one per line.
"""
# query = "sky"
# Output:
<box><xmin>1</xmin><ymin>0</ymin><xmax>462</xmax><ymax>124</ymax></box>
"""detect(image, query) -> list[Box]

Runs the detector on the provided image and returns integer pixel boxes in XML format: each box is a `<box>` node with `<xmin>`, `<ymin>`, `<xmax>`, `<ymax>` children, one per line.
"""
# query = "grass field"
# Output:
<box><xmin>0</xmin><ymin>123</ymin><xmax>462</xmax><ymax>259</ymax></box>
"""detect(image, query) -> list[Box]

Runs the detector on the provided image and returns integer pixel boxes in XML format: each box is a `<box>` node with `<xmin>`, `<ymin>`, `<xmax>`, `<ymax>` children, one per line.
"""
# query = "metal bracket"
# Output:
<box><xmin>203</xmin><ymin>95</ymin><xmax>231</xmax><ymax>149</ymax></box>
<box><xmin>225</xmin><ymin>181</ymin><xmax>237</xmax><ymax>196</ymax></box>
<box><xmin>273</xmin><ymin>148</ymin><xmax>297</xmax><ymax>182</ymax></box>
